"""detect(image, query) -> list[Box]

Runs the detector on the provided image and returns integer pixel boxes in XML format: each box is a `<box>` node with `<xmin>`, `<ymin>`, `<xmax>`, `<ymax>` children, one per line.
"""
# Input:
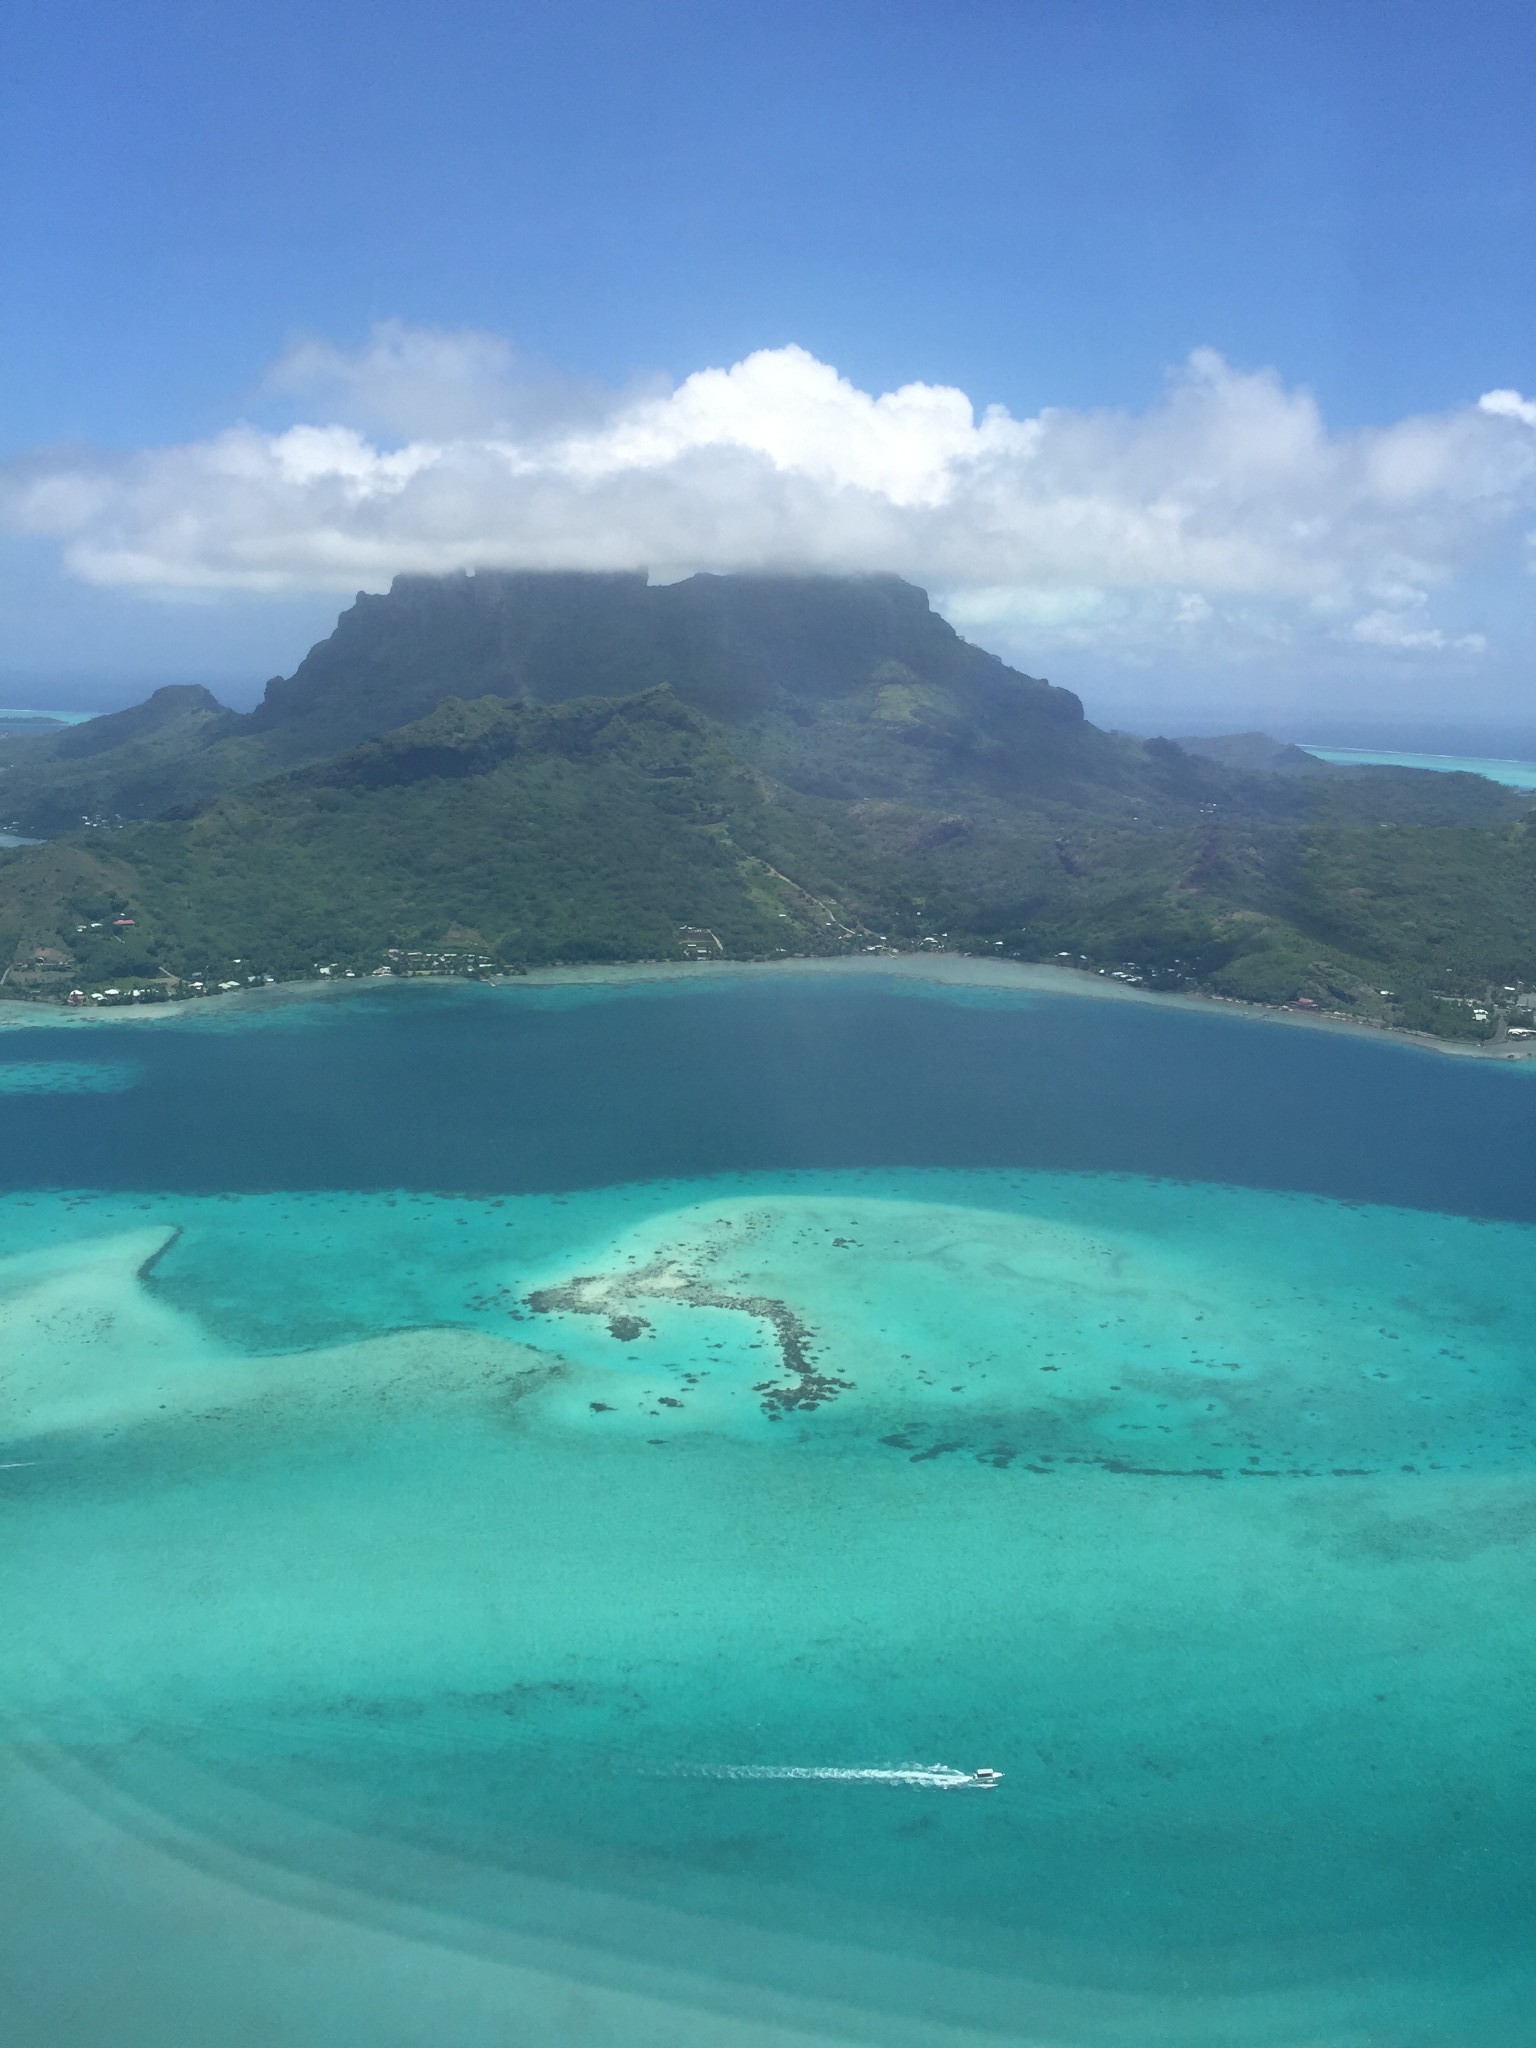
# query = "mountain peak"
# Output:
<box><xmin>243</xmin><ymin>569</ymin><xmax>1081</xmax><ymax>778</ymax></box>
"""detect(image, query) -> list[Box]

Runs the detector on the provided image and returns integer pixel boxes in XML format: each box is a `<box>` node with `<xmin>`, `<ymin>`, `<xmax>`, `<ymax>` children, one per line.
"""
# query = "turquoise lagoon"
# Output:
<box><xmin>3</xmin><ymin>969</ymin><xmax>1536</xmax><ymax>2046</ymax></box>
<box><xmin>1299</xmin><ymin>743</ymin><xmax>1536</xmax><ymax>790</ymax></box>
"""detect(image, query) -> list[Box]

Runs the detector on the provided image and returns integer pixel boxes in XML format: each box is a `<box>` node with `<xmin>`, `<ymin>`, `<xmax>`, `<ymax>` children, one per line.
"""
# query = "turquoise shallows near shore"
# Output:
<box><xmin>1300</xmin><ymin>743</ymin><xmax>1536</xmax><ymax>789</ymax></box>
<box><xmin>3</xmin><ymin>977</ymin><xmax>1536</xmax><ymax>2047</ymax></box>
<box><xmin>6</xmin><ymin>1175</ymin><xmax>1536</xmax><ymax>2045</ymax></box>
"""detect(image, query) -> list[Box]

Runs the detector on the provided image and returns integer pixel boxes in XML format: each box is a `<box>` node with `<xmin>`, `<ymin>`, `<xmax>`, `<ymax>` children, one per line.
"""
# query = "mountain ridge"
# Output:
<box><xmin>1</xmin><ymin>571</ymin><xmax>1104</xmax><ymax>832</ymax></box>
<box><xmin>1</xmin><ymin>570</ymin><xmax>1533</xmax><ymax>1038</ymax></box>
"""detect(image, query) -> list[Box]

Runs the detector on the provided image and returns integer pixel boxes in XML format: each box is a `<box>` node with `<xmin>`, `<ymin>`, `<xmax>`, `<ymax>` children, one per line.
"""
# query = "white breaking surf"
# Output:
<box><xmin>668</xmin><ymin>1763</ymin><xmax>995</xmax><ymax>1790</ymax></box>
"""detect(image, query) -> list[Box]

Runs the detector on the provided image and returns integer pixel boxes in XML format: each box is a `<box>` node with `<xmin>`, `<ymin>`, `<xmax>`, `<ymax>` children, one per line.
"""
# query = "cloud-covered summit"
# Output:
<box><xmin>5</xmin><ymin>328</ymin><xmax>1533</xmax><ymax>667</ymax></box>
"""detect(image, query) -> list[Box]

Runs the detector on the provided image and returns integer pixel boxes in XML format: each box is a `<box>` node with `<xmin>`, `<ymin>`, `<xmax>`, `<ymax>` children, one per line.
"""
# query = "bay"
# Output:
<box><xmin>3</xmin><ymin>971</ymin><xmax>1535</xmax><ymax>2046</ymax></box>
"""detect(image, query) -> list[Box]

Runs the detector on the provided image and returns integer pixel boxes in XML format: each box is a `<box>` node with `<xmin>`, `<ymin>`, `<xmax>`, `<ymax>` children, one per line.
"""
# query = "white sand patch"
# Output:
<box><xmin>0</xmin><ymin>1228</ymin><xmax>562</xmax><ymax>1448</ymax></box>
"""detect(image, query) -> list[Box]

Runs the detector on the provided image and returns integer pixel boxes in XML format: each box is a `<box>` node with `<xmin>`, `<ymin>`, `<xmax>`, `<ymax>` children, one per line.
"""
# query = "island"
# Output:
<box><xmin>1</xmin><ymin>571</ymin><xmax>1532</xmax><ymax>1042</ymax></box>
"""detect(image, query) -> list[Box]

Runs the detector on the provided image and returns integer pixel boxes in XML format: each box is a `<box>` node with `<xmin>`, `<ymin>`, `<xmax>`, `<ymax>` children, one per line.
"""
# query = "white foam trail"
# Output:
<box><xmin>668</xmin><ymin>1763</ymin><xmax>989</xmax><ymax>1789</ymax></box>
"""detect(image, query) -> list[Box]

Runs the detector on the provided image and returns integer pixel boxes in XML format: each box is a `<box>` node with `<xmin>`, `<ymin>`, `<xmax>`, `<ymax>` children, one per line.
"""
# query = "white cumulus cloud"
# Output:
<box><xmin>1349</xmin><ymin>598</ymin><xmax>1488</xmax><ymax>654</ymax></box>
<box><xmin>1480</xmin><ymin>388</ymin><xmax>1536</xmax><ymax>429</ymax></box>
<box><xmin>259</xmin><ymin>319</ymin><xmax>615</xmax><ymax>442</ymax></box>
<box><xmin>4</xmin><ymin>330</ymin><xmax>1534</xmax><ymax>666</ymax></box>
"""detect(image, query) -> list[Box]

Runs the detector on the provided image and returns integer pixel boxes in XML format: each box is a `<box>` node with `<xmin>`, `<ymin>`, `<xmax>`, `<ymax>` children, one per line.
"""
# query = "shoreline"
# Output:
<box><xmin>2</xmin><ymin>950</ymin><xmax>1533</xmax><ymax>1062</ymax></box>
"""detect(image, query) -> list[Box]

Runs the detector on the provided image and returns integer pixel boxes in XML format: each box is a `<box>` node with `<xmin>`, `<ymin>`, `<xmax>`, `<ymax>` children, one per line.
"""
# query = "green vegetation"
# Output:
<box><xmin>111</xmin><ymin>691</ymin><xmax>853</xmax><ymax>976</ymax></box>
<box><xmin>1</xmin><ymin>572</ymin><xmax>1532</xmax><ymax>1039</ymax></box>
<box><xmin>0</xmin><ymin>691</ymin><xmax>861</xmax><ymax>992</ymax></box>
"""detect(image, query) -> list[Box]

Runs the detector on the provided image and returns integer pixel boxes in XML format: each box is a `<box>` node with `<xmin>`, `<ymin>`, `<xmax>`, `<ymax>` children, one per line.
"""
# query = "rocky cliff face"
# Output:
<box><xmin>243</xmin><ymin>569</ymin><xmax>1083</xmax><ymax>766</ymax></box>
<box><xmin>2</xmin><ymin>572</ymin><xmax>1104</xmax><ymax>832</ymax></box>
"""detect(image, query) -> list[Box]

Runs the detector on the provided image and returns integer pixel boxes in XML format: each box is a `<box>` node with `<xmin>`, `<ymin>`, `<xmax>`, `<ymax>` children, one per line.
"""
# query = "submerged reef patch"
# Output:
<box><xmin>0</xmin><ymin>1060</ymin><xmax>140</xmax><ymax>1095</ymax></box>
<box><xmin>526</xmin><ymin>1222</ymin><xmax>855</xmax><ymax>1416</ymax></box>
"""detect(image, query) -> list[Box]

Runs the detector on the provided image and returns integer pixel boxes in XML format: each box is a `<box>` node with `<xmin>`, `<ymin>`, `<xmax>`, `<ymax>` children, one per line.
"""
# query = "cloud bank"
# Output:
<box><xmin>5</xmin><ymin>328</ymin><xmax>1534</xmax><ymax>665</ymax></box>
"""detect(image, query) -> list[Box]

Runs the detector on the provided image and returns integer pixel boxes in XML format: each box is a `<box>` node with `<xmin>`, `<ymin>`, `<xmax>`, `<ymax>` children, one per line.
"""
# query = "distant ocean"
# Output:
<box><xmin>4</xmin><ymin>972</ymin><xmax>1536</xmax><ymax>2047</ymax></box>
<box><xmin>1300</xmin><ymin>743</ymin><xmax>1536</xmax><ymax>790</ymax></box>
<box><xmin>0</xmin><ymin>707</ymin><xmax>95</xmax><ymax>726</ymax></box>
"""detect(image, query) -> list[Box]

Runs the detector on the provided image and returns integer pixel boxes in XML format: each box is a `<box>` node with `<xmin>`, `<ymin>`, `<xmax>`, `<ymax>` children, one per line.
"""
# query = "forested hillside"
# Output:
<box><xmin>2</xmin><ymin>573</ymin><xmax>1533</xmax><ymax>1037</ymax></box>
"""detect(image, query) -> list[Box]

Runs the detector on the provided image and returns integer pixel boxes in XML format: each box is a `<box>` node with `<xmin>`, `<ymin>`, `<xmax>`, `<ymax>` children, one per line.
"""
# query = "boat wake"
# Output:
<box><xmin>667</xmin><ymin>1763</ymin><xmax>1001</xmax><ymax>1790</ymax></box>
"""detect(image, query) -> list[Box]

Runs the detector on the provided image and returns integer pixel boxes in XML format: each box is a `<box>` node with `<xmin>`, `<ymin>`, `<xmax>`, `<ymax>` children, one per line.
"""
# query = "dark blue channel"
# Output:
<box><xmin>1</xmin><ymin>977</ymin><xmax>1533</xmax><ymax>1221</ymax></box>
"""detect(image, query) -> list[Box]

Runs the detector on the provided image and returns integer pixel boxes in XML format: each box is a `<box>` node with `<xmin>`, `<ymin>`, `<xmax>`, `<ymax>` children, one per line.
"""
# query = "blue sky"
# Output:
<box><xmin>2</xmin><ymin>0</ymin><xmax>1533</xmax><ymax>731</ymax></box>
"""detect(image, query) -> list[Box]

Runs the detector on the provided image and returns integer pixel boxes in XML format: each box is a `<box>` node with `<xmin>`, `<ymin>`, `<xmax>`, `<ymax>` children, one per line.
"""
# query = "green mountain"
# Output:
<box><xmin>1172</xmin><ymin>732</ymin><xmax>1328</xmax><ymax>776</ymax></box>
<box><xmin>0</xmin><ymin>571</ymin><xmax>1169</xmax><ymax>833</ymax></box>
<box><xmin>0</xmin><ymin>684</ymin><xmax>236</xmax><ymax>834</ymax></box>
<box><xmin>69</xmin><ymin>689</ymin><xmax>856</xmax><ymax>981</ymax></box>
<box><xmin>1</xmin><ymin>572</ymin><xmax>1533</xmax><ymax>1038</ymax></box>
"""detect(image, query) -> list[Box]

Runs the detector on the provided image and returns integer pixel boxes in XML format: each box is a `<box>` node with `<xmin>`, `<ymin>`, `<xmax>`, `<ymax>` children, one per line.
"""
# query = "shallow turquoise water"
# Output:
<box><xmin>3</xmin><ymin>976</ymin><xmax>1535</xmax><ymax>2045</ymax></box>
<box><xmin>1300</xmin><ymin>743</ymin><xmax>1536</xmax><ymax>790</ymax></box>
